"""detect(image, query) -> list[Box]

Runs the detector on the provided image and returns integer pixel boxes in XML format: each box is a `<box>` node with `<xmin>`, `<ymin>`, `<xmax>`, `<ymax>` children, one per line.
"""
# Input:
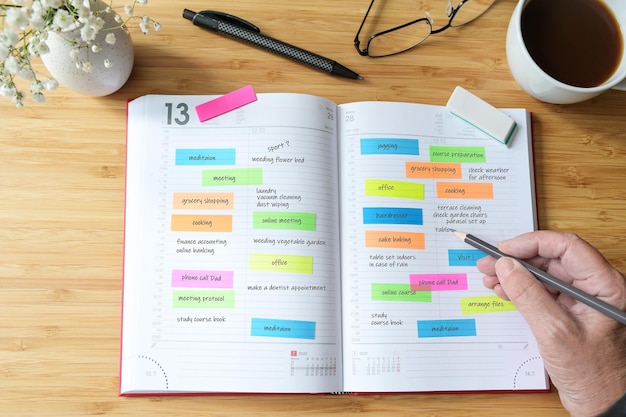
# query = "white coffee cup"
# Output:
<box><xmin>506</xmin><ymin>0</ymin><xmax>626</xmax><ymax>104</ymax></box>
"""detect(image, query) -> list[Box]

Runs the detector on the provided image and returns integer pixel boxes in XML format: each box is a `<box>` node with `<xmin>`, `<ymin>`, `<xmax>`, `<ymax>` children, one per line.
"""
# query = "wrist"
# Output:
<box><xmin>563</xmin><ymin>363</ymin><xmax>626</xmax><ymax>417</ymax></box>
<box><xmin>596</xmin><ymin>390</ymin><xmax>626</xmax><ymax>417</ymax></box>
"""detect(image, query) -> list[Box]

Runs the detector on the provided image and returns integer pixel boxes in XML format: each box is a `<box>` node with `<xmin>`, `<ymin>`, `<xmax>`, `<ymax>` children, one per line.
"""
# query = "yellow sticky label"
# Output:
<box><xmin>460</xmin><ymin>295</ymin><xmax>517</xmax><ymax>314</ymax></box>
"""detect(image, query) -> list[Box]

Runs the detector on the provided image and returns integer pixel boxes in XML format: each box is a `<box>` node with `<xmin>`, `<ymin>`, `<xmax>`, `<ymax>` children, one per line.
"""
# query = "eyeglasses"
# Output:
<box><xmin>354</xmin><ymin>0</ymin><xmax>496</xmax><ymax>57</ymax></box>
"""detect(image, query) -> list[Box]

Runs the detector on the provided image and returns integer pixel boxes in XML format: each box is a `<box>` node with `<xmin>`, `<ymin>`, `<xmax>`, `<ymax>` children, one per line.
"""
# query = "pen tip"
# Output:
<box><xmin>357</xmin><ymin>76</ymin><xmax>364</xmax><ymax>80</ymax></box>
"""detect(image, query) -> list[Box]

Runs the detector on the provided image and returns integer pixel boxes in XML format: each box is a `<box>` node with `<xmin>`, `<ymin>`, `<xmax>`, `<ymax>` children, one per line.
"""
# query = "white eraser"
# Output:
<box><xmin>446</xmin><ymin>86</ymin><xmax>517</xmax><ymax>146</ymax></box>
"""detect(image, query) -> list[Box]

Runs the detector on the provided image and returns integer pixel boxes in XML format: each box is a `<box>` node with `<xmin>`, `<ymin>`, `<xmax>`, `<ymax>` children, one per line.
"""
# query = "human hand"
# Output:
<box><xmin>476</xmin><ymin>231</ymin><xmax>626</xmax><ymax>417</ymax></box>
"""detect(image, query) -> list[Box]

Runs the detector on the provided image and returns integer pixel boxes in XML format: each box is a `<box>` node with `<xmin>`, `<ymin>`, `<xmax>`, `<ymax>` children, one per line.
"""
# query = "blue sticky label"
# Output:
<box><xmin>250</xmin><ymin>318</ymin><xmax>316</xmax><ymax>340</ymax></box>
<box><xmin>363</xmin><ymin>207</ymin><xmax>423</xmax><ymax>225</ymax></box>
<box><xmin>360</xmin><ymin>138</ymin><xmax>420</xmax><ymax>155</ymax></box>
<box><xmin>448</xmin><ymin>249</ymin><xmax>486</xmax><ymax>266</ymax></box>
<box><xmin>417</xmin><ymin>319</ymin><xmax>477</xmax><ymax>338</ymax></box>
<box><xmin>176</xmin><ymin>148</ymin><xmax>236</xmax><ymax>165</ymax></box>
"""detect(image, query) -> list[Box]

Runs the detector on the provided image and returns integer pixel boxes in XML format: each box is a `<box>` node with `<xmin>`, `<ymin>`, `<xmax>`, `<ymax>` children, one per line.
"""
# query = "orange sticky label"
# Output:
<box><xmin>173</xmin><ymin>192</ymin><xmax>234</xmax><ymax>210</ymax></box>
<box><xmin>365</xmin><ymin>231</ymin><xmax>425</xmax><ymax>250</ymax></box>
<box><xmin>171</xmin><ymin>214</ymin><xmax>233</xmax><ymax>232</ymax></box>
<box><xmin>406</xmin><ymin>162</ymin><xmax>462</xmax><ymax>179</ymax></box>
<box><xmin>436</xmin><ymin>182</ymin><xmax>494</xmax><ymax>199</ymax></box>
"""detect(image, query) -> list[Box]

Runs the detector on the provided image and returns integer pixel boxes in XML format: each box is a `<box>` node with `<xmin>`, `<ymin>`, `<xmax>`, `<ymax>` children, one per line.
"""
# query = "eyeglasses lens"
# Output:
<box><xmin>367</xmin><ymin>20</ymin><xmax>432</xmax><ymax>57</ymax></box>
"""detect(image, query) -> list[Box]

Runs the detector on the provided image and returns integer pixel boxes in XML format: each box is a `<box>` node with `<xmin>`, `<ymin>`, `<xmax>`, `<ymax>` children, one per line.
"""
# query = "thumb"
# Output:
<box><xmin>495</xmin><ymin>257</ymin><xmax>570</xmax><ymax>329</ymax></box>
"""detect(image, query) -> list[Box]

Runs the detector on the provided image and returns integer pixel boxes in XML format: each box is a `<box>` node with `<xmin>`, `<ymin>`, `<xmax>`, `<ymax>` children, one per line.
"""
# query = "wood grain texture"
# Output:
<box><xmin>2</xmin><ymin>0</ymin><xmax>625</xmax><ymax>415</ymax></box>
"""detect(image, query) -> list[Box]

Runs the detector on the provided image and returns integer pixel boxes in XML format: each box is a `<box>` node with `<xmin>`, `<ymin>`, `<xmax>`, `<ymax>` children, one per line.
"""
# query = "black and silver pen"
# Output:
<box><xmin>454</xmin><ymin>230</ymin><xmax>626</xmax><ymax>326</ymax></box>
<box><xmin>182</xmin><ymin>9</ymin><xmax>363</xmax><ymax>80</ymax></box>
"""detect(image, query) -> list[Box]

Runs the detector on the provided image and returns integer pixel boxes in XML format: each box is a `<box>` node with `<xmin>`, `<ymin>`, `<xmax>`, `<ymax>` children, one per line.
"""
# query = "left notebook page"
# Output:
<box><xmin>121</xmin><ymin>93</ymin><xmax>343</xmax><ymax>395</ymax></box>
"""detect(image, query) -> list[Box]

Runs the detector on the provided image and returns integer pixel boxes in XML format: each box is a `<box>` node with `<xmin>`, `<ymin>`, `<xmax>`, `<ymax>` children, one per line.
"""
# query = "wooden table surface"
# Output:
<box><xmin>2</xmin><ymin>0</ymin><xmax>625</xmax><ymax>415</ymax></box>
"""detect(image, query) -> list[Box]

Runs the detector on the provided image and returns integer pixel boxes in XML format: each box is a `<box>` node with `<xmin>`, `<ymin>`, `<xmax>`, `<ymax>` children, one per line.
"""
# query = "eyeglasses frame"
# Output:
<box><xmin>354</xmin><ymin>0</ymin><xmax>474</xmax><ymax>57</ymax></box>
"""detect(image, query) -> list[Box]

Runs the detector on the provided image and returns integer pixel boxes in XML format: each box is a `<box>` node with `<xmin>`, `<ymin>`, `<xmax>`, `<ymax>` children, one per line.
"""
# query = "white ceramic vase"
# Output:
<box><xmin>41</xmin><ymin>1</ymin><xmax>134</xmax><ymax>96</ymax></box>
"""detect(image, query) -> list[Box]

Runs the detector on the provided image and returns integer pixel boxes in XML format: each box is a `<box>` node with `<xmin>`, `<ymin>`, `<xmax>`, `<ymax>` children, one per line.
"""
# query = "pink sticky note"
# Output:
<box><xmin>195</xmin><ymin>84</ymin><xmax>257</xmax><ymax>122</ymax></box>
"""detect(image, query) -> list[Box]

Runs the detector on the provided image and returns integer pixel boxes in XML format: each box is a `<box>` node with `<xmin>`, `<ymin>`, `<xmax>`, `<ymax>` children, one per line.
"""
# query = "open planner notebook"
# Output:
<box><xmin>120</xmin><ymin>93</ymin><xmax>549</xmax><ymax>395</ymax></box>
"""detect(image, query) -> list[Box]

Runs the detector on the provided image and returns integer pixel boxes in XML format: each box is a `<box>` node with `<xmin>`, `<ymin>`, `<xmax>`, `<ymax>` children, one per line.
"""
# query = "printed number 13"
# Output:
<box><xmin>165</xmin><ymin>102</ymin><xmax>190</xmax><ymax>125</ymax></box>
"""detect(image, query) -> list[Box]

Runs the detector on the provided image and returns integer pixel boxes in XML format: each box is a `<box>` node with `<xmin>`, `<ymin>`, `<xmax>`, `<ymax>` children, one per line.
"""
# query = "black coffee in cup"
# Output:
<box><xmin>521</xmin><ymin>0</ymin><xmax>623</xmax><ymax>88</ymax></box>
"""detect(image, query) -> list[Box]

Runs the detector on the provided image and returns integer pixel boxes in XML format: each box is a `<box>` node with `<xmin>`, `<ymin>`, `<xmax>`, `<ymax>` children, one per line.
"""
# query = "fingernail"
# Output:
<box><xmin>495</xmin><ymin>257</ymin><xmax>516</xmax><ymax>277</ymax></box>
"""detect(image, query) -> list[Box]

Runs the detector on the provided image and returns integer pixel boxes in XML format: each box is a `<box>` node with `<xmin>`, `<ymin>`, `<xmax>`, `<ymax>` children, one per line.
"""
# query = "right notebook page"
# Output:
<box><xmin>337</xmin><ymin>100</ymin><xmax>547</xmax><ymax>393</ymax></box>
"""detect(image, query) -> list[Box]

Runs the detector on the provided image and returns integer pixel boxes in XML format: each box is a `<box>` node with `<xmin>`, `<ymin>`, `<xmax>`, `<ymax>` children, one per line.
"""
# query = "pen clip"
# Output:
<box><xmin>198</xmin><ymin>10</ymin><xmax>260</xmax><ymax>33</ymax></box>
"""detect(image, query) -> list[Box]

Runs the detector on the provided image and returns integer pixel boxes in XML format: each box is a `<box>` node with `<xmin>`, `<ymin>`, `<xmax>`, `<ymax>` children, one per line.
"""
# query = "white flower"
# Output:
<box><xmin>139</xmin><ymin>15</ymin><xmax>149</xmax><ymax>34</ymax></box>
<box><xmin>53</xmin><ymin>9</ymin><xmax>75</xmax><ymax>30</ymax></box>
<box><xmin>0</xmin><ymin>28</ymin><xmax>20</xmax><ymax>47</ymax></box>
<box><xmin>6</xmin><ymin>8</ymin><xmax>30</xmax><ymax>30</ymax></box>
<box><xmin>30</xmin><ymin>80</ymin><xmax>43</xmax><ymax>93</ymax></box>
<box><xmin>28</xmin><ymin>5</ymin><xmax>47</xmax><ymax>31</ymax></box>
<box><xmin>153</xmin><ymin>21</ymin><xmax>161</xmax><ymax>31</ymax></box>
<box><xmin>79</xmin><ymin>15</ymin><xmax>105</xmax><ymax>42</ymax></box>
<box><xmin>104</xmin><ymin>58</ymin><xmax>112</xmax><ymax>68</ymax></box>
<box><xmin>81</xmin><ymin>61</ymin><xmax>93</xmax><ymax>73</ymax></box>
<box><xmin>44</xmin><ymin>78</ymin><xmax>58</xmax><ymax>90</ymax></box>
<box><xmin>13</xmin><ymin>94</ymin><xmax>24</xmax><ymax>109</ymax></box>
<box><xmin>72</xmin><ymin>0</ymin><xmax>91</xmax><ymax>20</ymax></box>
<box><xmin>30</xmin><ymin>80</ymin><xmax>46</xmax><ymax>102</ymax></box>
<box><xmin>105</xmin><ymin>32</ymin><xmax>116</xmax><ymax>45</ymax></box>
<box><xmin>137</xmin><ymin>0</ymin><xmax>147</xmax><ymax>5</ymax></box>
<box><xmin>124</xmin><ymin>4</ymin><xmax>133</xmax><ymax>16</ymax></box>
<box><xmin>31</xmin><ymin>91</ymin><xmax>46</xmax><ymax>103</ymax></box>
<box><xmin>18</xmin><ymin>67</ymin><xmax>35</xmax><ymax>80</ymax></box>
<box><xmin>4</xmin><ymin>55</ymin><xmax>20</xmax><ymax>74</ymax></box>
<box><xmin>0</xmin><ymin>83</ymin><xmax>16</xmax><ymax>97</ymax></box>
<box><xmin>27</xmin><ymin>35</ymin><xmax>50</xmax><ymax>57</ymax></box>
<box><xmin>69</xmin><ymin>47</ymin><xmax>80</xmax><ymax>61</ymax></box>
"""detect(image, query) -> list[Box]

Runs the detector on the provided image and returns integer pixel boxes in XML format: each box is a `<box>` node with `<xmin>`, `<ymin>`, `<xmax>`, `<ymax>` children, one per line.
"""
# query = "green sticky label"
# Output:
<box><xmin>249</xmin><ymin>253</ymin><xmax>313</xmax><ymax>274</ymax></box>
<box><xmin>173</xmin><ymin>290</ymin><xmax>235</xmax><ymax>308</ymax></box>
<box><xmin>460</xmin><ymin>295</ymin><xmax>517</xmax><ymax>314</ymax></box>
<box><xmin>202</xmin><ymin>168</ymin><xmax>263</xmax><ymax>186</ymax></box>
<box><xmin>365</xmin><ymin>179</ymin><xmax>425</xmax><ymax>200</ymax></box>
<box><xmin>430</xmin><ymin>146</ymin><xmax>486</xmax><ymax>162</ymax></box>
<box><xmin>253</xmin><ymin>212</ymin><xmax>316</xmax><ymax>230</ymax></box>
<box><xmin>371</xmin><ymin>283</ymin><xmax>432</xmax><ymax>302</ymax></box>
